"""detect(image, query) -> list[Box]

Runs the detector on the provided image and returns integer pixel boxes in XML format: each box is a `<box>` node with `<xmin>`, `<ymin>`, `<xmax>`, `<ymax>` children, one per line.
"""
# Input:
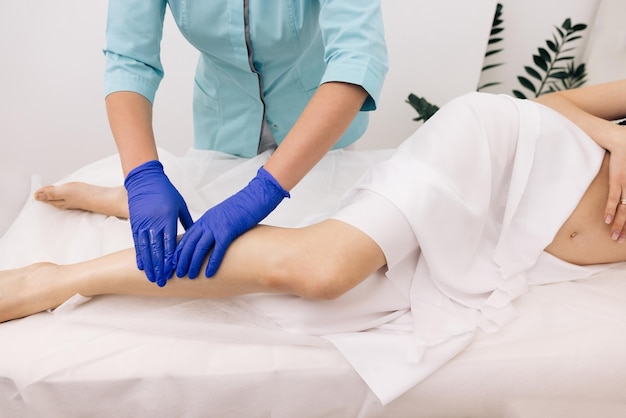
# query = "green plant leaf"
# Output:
<box><xmin>478</xmin><ymin>81</ymin><xmax>501</xmax><ymax>90</ymax></box>
<box><xmin>550</xmin><ymin>71</ymin><xmax>569</xmax><ymax>79</ymax></box>
<box><xmin>514</xmin><ymin>15</ymin><xmax>589</xmax><ymax>97</ymax></box>
<box><xmin>573</xmin><ymin>63</ymin><xmax>586</xmax><ymax>76</ymax></box>
<box><xmin>477</xmin><ymin>2</ymin><xmax>505</xmax><ymax>93</ymax></box>
<box><xmin>533</xmin><ymin>54</ymin><xmax>548</xmax><ymax>71</ymax></box>
<box><xmin>524</xmin><ymin>66</ymin><xmax>542</xmax><ymax>80</ymax></box>
<box><xmin>485</xmin><ymin>48</ymin><xmax>503</xmax><ymax>57</ymax></box>
<box><xmin>482</xmin><ymin>63</ymin><xmax>503</xmax><ymax>71</ymax></box>
<box><xmin>546</xmin><ymin>40</ymin><xmax>558</xmax><ymax>52</ymax></box>
<box><xmin>518</xmin><ymin>76</ymin><xmax>537</xmax><ymax>93</ymax></box>
<box><xmin>406</xmin><ymin>94</ymin><xmax>440</xmax><ymax>123</ymax></box>
<box><xmin>555</xmin><ymin>26</ymin><xmax>565</xmax><ymax>38</ymax></box>
<box><xmin>512</xmin><ymin>90</ymin><xmax>527</xmax><ymax>99</ymax></box>
<box><xmin>538</xmin><ymin>48</ymin><xmax>551</xmax><ymax>61</ymax></box>
<box><xmin>563</xmin><ymin>18</ymin><xmax>572</xmax><ymax>30</ymax></box>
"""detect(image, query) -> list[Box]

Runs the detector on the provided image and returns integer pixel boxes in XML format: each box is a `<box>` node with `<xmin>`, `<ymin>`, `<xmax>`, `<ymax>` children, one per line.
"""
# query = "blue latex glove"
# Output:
<box><xmin>175</xmin><ymin>166</ymin><xmax>289</xmax><ymax>279</ymax></box>
<box><xmin>124</xmin><ymin>160</ymin><xmax>194</xmax><ymax>287</ymax></box>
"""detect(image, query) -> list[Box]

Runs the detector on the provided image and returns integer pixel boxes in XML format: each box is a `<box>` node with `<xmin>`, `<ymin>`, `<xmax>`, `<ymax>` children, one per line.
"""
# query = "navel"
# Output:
<box><xmin>569</xmin><ymin>231</ymin><xmax>578</xmax><ymax>239</ymax></box>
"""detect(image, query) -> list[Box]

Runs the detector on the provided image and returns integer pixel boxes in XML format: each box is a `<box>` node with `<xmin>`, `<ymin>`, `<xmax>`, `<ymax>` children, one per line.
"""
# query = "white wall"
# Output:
<box><xmin>583</xmin><ymin>0</ymin><xmax>626</xmax><ymax>85</ymax></box>
<box><xmin>357</xmin><ymin>0</ymin><xmax>496</xmax><ymax>150</ymax></box>
<box><xmin>0</xmin><ymin>0</ymin><xmax>198</xmax><ymax>235</ymax></box>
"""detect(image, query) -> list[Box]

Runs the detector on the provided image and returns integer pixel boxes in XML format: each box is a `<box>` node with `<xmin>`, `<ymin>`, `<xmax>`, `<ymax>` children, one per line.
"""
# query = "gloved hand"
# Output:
<box><xmin>124</xmin><ymin>160</ymin><xmax>194</xmax><ymax>287</ymax></box>
<box><xmin>175</xmin><ymin>166</ymin><xmax>290</xmax><ymax>279</ymax></box>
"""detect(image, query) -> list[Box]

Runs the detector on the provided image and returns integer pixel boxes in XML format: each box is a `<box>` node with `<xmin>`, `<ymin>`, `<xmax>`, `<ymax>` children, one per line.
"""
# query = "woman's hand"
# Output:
<box><xmin>604</xmin><ymin>125</ymin><xmax>626</xmax><ymax>242</ymax></box>
<box><xmin>533</xmin><ymin>79</ymin><xmax>626</xmax><ymax>243</ymax></box>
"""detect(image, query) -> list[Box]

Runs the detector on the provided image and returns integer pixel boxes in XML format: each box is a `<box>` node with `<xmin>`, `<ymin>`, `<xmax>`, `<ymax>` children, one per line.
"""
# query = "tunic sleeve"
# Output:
<box><xmin>317</xmin><ymin>0</ymin><xmax>388</xmax><ymax>111</ymax></box>
<box><xmin>103</xmin><ymin>0</ymin><xmax>167</xmax><ymax>104</ymax></box>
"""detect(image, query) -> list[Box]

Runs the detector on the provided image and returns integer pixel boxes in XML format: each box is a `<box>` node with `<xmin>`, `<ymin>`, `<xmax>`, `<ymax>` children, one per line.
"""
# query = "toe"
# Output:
<box><xmin>34</xmin><ymin>186</ymin><xmax>62</xmax><ymax>203</ymax></box>
<box><xmin>34</xmin><ymin>187</ymin><xmax>51</xmax><ymax>201</ymax></box>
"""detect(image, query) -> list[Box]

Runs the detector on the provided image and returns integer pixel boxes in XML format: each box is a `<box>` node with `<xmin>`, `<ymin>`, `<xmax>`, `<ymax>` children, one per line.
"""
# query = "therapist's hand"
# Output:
<box><xmin>175</xmin><ymin>166</ymin><xmax>289</xmax><ymax>279</ymax></box>
<box><xmin>124</xmin><ymin>160</ymin><xmax>194</xmax><ymax>287</ymax></box>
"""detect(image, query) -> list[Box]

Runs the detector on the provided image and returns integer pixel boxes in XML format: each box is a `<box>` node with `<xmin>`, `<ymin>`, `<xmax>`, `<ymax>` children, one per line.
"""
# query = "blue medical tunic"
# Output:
<box><xmin>103</xmin><ymin>0</ymin><xmax>389</xmax><ymax>157</ymax></box>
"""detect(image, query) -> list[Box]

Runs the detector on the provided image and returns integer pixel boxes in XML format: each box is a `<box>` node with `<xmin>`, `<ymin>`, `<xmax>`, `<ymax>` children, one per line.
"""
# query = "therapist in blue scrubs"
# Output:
<box><xmin>104</xmin><ymin>0</ymin><xmax>388</xmax><ymax>287</ymax></box>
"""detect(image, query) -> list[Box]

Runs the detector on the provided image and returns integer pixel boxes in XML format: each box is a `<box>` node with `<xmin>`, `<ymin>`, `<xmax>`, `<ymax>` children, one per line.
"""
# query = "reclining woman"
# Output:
<box><xmin>1</xmin><ymin>79</ymin><xmax>626</xmax><ymax>401</ymax></box>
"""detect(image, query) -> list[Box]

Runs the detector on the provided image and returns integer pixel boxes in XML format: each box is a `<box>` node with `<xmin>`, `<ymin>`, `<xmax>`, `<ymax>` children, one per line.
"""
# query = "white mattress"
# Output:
<box><xmin>1</xmin><ymin>147</ymin><xmax>626</xmax><ymax>417</ymax></box>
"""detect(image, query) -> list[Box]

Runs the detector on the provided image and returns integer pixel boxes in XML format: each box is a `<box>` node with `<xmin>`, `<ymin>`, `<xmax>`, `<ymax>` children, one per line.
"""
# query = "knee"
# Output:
<box><xmin>265</xmin><ymin>248</ymin><xmax>355</xmax><ymax>301</ymax></box>
<box><xmin>260</xmin><ymin>221</ymin><xmax>384</xmax><ymax>301</ymax></box>
<box><xmin>294</xmin><ymin>261</ymin><xmax>353</xmax><ymax>301</ymax></box>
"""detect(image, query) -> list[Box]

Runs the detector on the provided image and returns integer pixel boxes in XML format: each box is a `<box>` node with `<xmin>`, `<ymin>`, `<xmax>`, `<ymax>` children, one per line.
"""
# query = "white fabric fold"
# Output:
<box><xmin>325</xmin><ymin>92</ymin><xmax>609</xmax><ymax>404</ymax></box>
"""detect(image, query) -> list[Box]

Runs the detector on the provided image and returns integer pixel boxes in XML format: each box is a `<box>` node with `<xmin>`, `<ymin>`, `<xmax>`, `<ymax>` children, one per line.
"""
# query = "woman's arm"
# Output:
<box><xmin>533</xmin><ymin>78</ymin><xmax>626</xmax><ymax>146</ymax></box>
<box><xmin>534</xmin><ymin>78</ymin><xmax>626</xmax><ymax>241</ymax></box>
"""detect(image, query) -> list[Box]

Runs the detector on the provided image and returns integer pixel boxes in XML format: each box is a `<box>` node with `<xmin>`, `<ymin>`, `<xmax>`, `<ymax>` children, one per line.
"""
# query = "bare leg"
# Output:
<box><xmin>0</xmin><ymin>220</ymin><xmax>386</xmax><ymax>323</ymax></box>
<box><xmin>34</xmin><ymin>183</ymin><xmax>128</xmax><ymax>218</ymax></box>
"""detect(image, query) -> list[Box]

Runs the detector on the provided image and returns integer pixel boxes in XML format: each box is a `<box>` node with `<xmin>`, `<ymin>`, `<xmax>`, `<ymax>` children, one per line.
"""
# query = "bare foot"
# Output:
<box><xmin>0</xmin><ymin>263</ymin><xmax>72</xmax><ymax>323</ymax></box>
<box><xmin>34</xmin><ymin>183</ymin><xmax>128</xmax><ymax>219</ymax></box>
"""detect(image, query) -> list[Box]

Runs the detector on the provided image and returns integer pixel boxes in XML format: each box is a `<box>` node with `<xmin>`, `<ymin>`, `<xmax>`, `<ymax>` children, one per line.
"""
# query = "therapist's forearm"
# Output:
<box><xmin>263</xmin><ymin>82</ymin><xmax>368</xmax><ymax>191</ymax></box>
<box><xmin>106</xmin><ymin>91</ymin><xmax>159</xmax><ymax>177</ymax></box>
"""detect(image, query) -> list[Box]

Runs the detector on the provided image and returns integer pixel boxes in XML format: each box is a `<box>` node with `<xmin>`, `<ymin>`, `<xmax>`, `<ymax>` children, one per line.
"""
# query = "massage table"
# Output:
<box><xmin>1</xmin><ymin>147</ymin><xmax>625</xmax><ymax>417</ymax></box>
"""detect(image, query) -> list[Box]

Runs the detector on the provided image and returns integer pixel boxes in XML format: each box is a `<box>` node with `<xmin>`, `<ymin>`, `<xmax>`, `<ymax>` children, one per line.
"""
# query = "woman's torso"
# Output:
<box><xmin>545</xmin><ymin>152</ymin><xmax>626</xmax><ymax>265</ymax></box>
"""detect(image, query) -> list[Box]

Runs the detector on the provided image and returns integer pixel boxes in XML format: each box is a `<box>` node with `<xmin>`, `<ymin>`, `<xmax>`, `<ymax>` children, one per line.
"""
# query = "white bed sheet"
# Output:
<box><xmin>1</xmin><ymin>148</ymin><xmax>626</xmax><ymax>417</ymax></box>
